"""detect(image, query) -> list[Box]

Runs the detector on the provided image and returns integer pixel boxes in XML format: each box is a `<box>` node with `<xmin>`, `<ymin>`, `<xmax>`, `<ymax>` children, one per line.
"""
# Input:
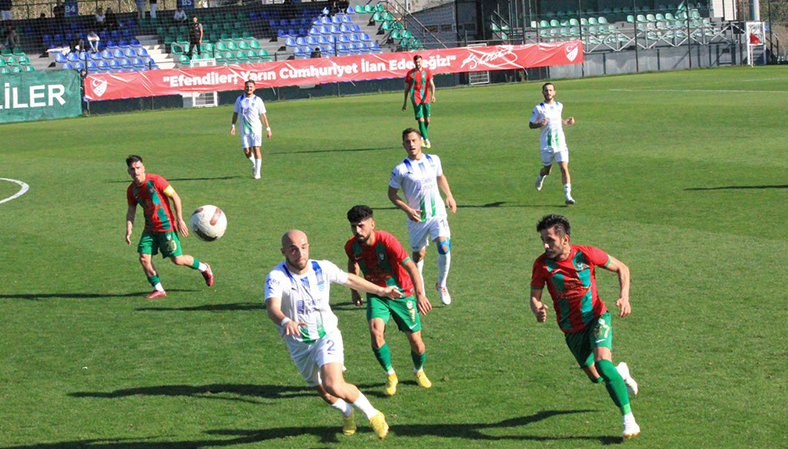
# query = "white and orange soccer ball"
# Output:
<box><xmin>190</xmin><ymin>205</ymin><xmax>227</xmax><ymax>241</ymax></box>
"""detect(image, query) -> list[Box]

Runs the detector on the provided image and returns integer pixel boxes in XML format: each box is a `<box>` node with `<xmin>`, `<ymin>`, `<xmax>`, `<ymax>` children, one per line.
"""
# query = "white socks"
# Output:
<box><xmin>437</xmin><ymin>252</ymin><xmax>451</xmax><ymax>287</ymax></box>
<box><xmin>153</xmin><ymin>282</ymin><xmax>164</xmax><ymax>292</ymax></box>
<box><xmin>416</xmin><ymin>259</ymin><xmax>425</xmax><ymax>289</ymax></box>
<box><xmin>351</xmin><ymin>392</ymin><xmax>378</xmax><ymax>420</ymax></box>
<box><xmin>563</xmin><ymin>183</ymin><xmax>572</xmax><ymax>197</ymax></box>
<box><xmin>254</xmin><ymin>159</ymin><xmax>262</xmax><ymax>178</ymax></box>
<box><xmin>197</xmin><ymin>262</ymin><xmax>208</xmax><ymax>273</ymax></box>
<box><xmin>330</xmin><ymin>398</ymin><xmax>353</xmax><ymax>417</ymax></box>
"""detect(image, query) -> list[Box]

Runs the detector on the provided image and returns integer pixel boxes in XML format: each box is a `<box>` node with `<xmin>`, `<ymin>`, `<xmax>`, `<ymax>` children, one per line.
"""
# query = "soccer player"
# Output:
<box><xmin>529</xmin><ymin>214</ymin><xmax>640</xmax><ymax>439</ymax></box>
<box><xmin>345</xmin><ymin>205</ymin><xmax>432</xmax><ymax>397</ymax></box>
<box><xmin>266</xmin><ymin>230</ymin><xmax>395</xmax><ymax>439</ymax></box>
<box><xmin>124</xmin><ymin>155</ymin><xmax>213</xmax><ymax>299</ymax></box>
<box><xmin>529</xmin><ymin>82</ymin><xmax>576</xmax><ymax>205</ymax></box>
<box><xmin>230</xmin><ymin>79</ymin><xmax>272</xmax><ymax>180</ymax></box>
<box><xmin>402</xmin><ymin>55</ymin><xmax>436</xmax><ymax>148</ymax></box>
<box><xmin>388</xmin><ymin>128</ymin><xmax>456</xmax><ymax>305</ymax></box>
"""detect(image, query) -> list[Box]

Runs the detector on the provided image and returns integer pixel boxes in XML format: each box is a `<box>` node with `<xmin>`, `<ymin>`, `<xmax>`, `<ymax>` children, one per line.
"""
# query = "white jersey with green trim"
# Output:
<box><xmin>530</xmin><ymin>101</ymin><xmax>568</xmax><ymax>151</ymax></box>
<box><xmin>265</xmin><ymin>259</ymin><xmax>348</xmax><ymax>344</ymax></box>
<box><xmin>389</xmin><ymin>154</ymin><xmax>447</xmax><ymax>222</ymax></box>
<box><xmin>233</xmin><ymin>94</ymin><xmax>267</xmax><ymax>136</ymax></box>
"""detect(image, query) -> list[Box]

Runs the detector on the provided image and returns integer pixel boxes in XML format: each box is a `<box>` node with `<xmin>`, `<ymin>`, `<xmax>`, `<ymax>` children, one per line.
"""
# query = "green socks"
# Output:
<box><xmin>372</xmin><ymin>343</ymin><xmax>393</xmax><ymax>373</ymax></box>
<box><xmin>411</xmin><ymin>350</ymin><xmax>426</xmax><ymax>371</ymax></box>
<box><xmin>595</xmin><ymin>359</ymin><xmax>632</xmax><ymax>415</ymax></box>
<box><xmin>190</xmin><ymin>258</ymin><xmax>201</xmax><ymax>269</ymax></box>
<box><xmin>418</xmin><ymin>120</ymin><xmax>428</xmax><ymax>141</ymax></box>
<box><xmin>147</xmin><ymin>275</ymin><xmax>160</xmax><ymax>287</ymax></box>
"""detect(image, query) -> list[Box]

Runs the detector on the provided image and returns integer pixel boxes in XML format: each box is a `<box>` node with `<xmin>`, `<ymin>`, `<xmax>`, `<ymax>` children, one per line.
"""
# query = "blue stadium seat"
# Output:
<box><xmin>320</xmin><ymin>16</ymin><xmax>330</xmax><ymax>25</ymax></box>
<box><xmin>307</xmin><ymin>36</ymin><xmax>318</xmax><ymax>45</ymax></box>
<box><xmin>277</xmin><ymin>29</ymin><xmax>287</xmax><ymax>38</ymax></box>
<box><xmin>109</xmin><ymin>60</ymin><xmax>122</xmax><ymax>71</ymax></box>
<box><xmin>319</xmin><ymin>26</ymin><xmax>329</xmax><ymax>35</ymax></box>
<box><xmin>286</xmin><ymin>37</ymin><xmax>296</xmax><ymax>47</ymax></box>
<box><xmin>340</xmin><ymin>23</ymin><xmax>352</xmax><ymax>33</ymax></box>
<box><xmin>130</xmin><ymin>38</ymin><xmax>141</xmax><ymax>47</ymax></box>
<box><xmin>74</xmin><ymin>61</ymin><xmax>85</xmax><ymax>70</ymax></box>
<box><xmin>101</xmin><ymin>50</ymin><xmax>113</xmax><ymax>60</ymax></box>
<box><xmin>137</xmin><ymin>48</ymin><xmax>149</xmax><ymax>57</ymax></box>
<box><xmin>119</xmin><ymin>39</ymin><xmax>130</xmax><ymax>48</ymax></box>
<box><xmin>318</xmin><ymin>35</ymin><xmax>329</xmax><ymax>44</ymax></box>
<box><xmin>346</xmin><ymin>6</ymin><xmax>355</xmax><ymax>14</ymax></box>
<box><xmin>342</xmin><ymin>15</ymin><xmax>352</xmax><ymax>23</ymax></box>
<box><xmin>296</xmin><ymin>36</ymin><xmax>306</xmax><ymax>46</ymax></box>
<box><xmin>99</xmin><ymin>31</ymin><xmax>109</xmax><ymax>40</ymax></box>
<box><xmin>110</xmin><ymin>30</ymin><xmax>120</xmax><ymax>40</ymax></box>
<box><xmin>338</xmin><ymin>35</ymin><xmax>350</xmax><ymax>44</ymax></box>
<box><xmin>337</xmin><ymin>43</ymin><xmax>348</xmax><ymax>54</ymax></box>
<box><xmin>106</xmin><ymin>40</ymin><xmax>117</xmax><ymax>49</ymax></box>
<box><xmin>321</xmin><ymin>44</ymin><xmax>333</xmax><ymax>53</ymax></box>
<box><xmin>331</xmin><ymin>16</ymin><xmax>341</xmax><ymax>25</ymax></box>
<box><xmin>309</xmin><ymin>27</ymin><xmax>320</xmax><ymax>35</ymax></box>
<box><xmin>55</xmin><ymin>52</ymin><xmax>67</xmax><ymax>64</ymax></box>
<box><xmin>125</xmin><ymin>48</ymin><xmax>136</xmax><ymax>58</ymax></box>
<box><xmin>268</xmin><ymin>20</ymin><xmax>277</xmax><ymax>28</ymax></box>
<box><xmin>66</xmin><ymin>52</ymin><xmax>79</xmax><ymax>62</ymax></box>
<box><xmin>87</xmin><ymin>61</ymin><xmax>97</xmax><ymax>71</ymax></box>
<box><xmin>360</xmin><ymin>33</ymin><xmax>371</xmax><ymax>41</ymax></box>
<box><xmin>348</xmin><ymin>34</ymin><xmax>360</xmax><ymax>43</ymax></box>
<box><xmin>352</xmin><ymin>24</ymin><xmax>361</xmax><ymax>32</ymax></box>
<box><xmin>279</xmin><ymin>19</ymin><xmax>288</xmax><ymax>27</ymax></box>
<box><xmin>90</xmin><ymin>52</ymin><xmax>102</xmax><ymax>61</ymax></box>
<box><xmin>98</xmin><ymin>60</ymin><xmax>110</xmax><ymax>72</ymax></box>
<box><xmin>63</xmin><ymin>62</ymin><xmax>74</xmax><ymax>70</ymax></box>
<box><xmin>113</xmin><ymin>49</ymin><xmax>124</xmax><ymax>59</ymax></box>
<box><xmin>133</xmin><ymin>58</ymin><xmax>145</xmax><ymax>68</ymax></box>
<box><xmin>370</xmin><ymin>41</ymin><xmax>381</xmax><ymax>51</ymax></box>
<box><xmin>122</xmin><ymin>29</ymin><xmax>132</xmax><ymax>38</ymax></box>
<box><xmin>330</xmin><ymin>25</ymin><xmax>341</xmax><ymax>34</ymax></box>
<box><xmin>120</xmin><ymin>58</ymin><xmax>133</xmax><ymax>69</ymax></box>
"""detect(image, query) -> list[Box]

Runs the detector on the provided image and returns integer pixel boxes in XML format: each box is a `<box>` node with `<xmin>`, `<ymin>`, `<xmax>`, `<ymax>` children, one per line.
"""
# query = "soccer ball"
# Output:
<box><xmin>190</xmin><ymin>205</ymin><xmax>227</xmax><ymax>241</ymax></box>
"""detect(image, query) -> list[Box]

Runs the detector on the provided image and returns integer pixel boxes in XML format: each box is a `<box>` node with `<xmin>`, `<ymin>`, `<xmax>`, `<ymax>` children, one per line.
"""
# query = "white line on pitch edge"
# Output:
<box><xmin>610</xmin><ymin>89</ymin><xmax>788</xmax><ymax>94</ymax></box>
<box><xmin>0</xmin><ymin>178</ymin><xmax>30</xmax><ymax>205</ymax></box>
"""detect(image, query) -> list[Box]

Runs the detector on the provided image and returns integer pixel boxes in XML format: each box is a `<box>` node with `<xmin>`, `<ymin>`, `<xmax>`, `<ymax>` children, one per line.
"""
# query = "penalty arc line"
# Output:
<box><xmin>0</xmin><ymin>178</ymin><xmax>30</xmax><ymax>205</ymax></box>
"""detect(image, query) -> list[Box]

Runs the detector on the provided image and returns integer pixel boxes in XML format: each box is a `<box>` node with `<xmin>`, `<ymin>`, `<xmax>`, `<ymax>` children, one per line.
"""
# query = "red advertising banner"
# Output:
<box><xmin>85</xmin><ymin>41</ymin><xmax>582</xmax><ymax>101</ymax></box>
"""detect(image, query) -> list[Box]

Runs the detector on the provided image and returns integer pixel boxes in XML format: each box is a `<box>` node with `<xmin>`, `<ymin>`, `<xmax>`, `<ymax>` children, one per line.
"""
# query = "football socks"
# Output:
<box><xmin>595</xmin><ymin>359</ymin><xmax>632</xmax><ymax>415</ymax></box>
<box><xmin>411</xmin><ymin>350</ymin><xmax>426</xmax><ymax>372</ymax></box>
<box><xmin>351</xmin><ymin>392</ymin><xmax>378</xmax><ymax>420</ymax></box>
<box><xmin>330</xmin><ymin>398</ymin><xmax>353</xmax><ymax>417</ymax></box>
<box><xmin>372</xmin><ymin>342</ymin><xmax>394</xmax><ymax>373</ymax></box>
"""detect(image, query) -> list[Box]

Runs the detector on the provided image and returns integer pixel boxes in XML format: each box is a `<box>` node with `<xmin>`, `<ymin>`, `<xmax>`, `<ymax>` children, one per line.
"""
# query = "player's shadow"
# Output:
<box><xmin>0</xmin><ymin>290</ymin><xmax>198</xmax><ymax>301</ymax></box>
<box><xmin>270</xmin><ymin>146</ymin><xmax>397</xmax><ymax>155</ymax></box>
<box><xmin>69</xmin><ymin>383</ymin><xmax>315</xmax><ymax>406</ymax></box>
<box><xmin>685</xmin><ymin>184</ymin><xmax>788</xmax><ymax>191</ymax></box>
<box><xmin>373</xmin><ymin>202</ymin><xmax>569</xmax><ymax>211</ymax></box>
<box><xmin>107</xmin><ymin>176</ymin><xmax>241</xmax><ymax>183</ymax></box>
<box><xmin>136</xmin><ymin>302</ymin><xmax>263</xmax><ymax>312</ymax></box>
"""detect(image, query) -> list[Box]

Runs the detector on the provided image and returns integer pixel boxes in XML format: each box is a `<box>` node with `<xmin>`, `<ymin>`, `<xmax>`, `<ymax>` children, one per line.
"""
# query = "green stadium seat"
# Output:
<box><xmin>249</xmin><ymin>40</ymin><xmax>261</xmax><ymax>50</ymax></box>
<box><xmin>216</xmin><ymin>52</ymin><xmax>225</xmax><ymax>63</ymax></box>
<box><xmin>0</xmin><ymin>67</ymin><xmax>9</xmax><ymax>74</ymax></box>
<box><xmin>0</xmin><ymin>47</ymin><xmax>11</xmax><ymax>56</ymax></box>
<box><xmin>231</xmin><ymin>31</ymin><xmax>242</xmax><ymax>40</ymax></box>
<box><xmin>6</xmin><ymin>56</ymin><xmax>18</xmax><ymax>66</ymax></box>
<box><xmin>176</xmin><ymin>35</ymin><xmax>189</xmax><ymax>44</ymax></box>
<box><xmin>12</xmin><ymin>66</ymin><xmax>21</xmax><ymax>73</ymax></box>
<box><xmin>627</xmin><ymin>15</ymin><xmax>635</xmax><ymax>23</ymax></box>
<box><xmin>13</xmin><ymin>48</ymin><xmax>24</xmax><ymax>56</ymax></box>
<box><xmin>25</xmin><ymin>65</ymin><xmax>35</xmax><ymax>72</ymax></box>
<box><xmin>224</xmin><ymin>51</ymin><xmax>235</xmax><ymax>62</ymax></box>
<box><xmin>550</xmin><ymin>19</ymin><xmax>560</xmax><ymax>27</ymax></box>
<box><xmin>178</xmin><ymin>26</ymin><xmax>188</xmax><ymax>34</ymax></box>
<box><xmin>364</xmin><ymin>5</ymin><xmax>373</xmax><ymax>13</ymax></box>
<box><xmin>375</xmin><ymin>3</ymin><xmax>385</xmax><ymax>12</ymax></box>
<box><xmin>164</xmin><ymin>35</ymin><xmax>174</xmax><ymax>45</ymax></box>
<box><xmin>216</xmin><ymin>42</ymin><xmax>228</xmax><ymax>52</ymax></box>
<box><xmin>238</xmin><ymin>41</ymin><xmax>250</xmax><ymax>51</ymax></box>
<box><xmin>227</xmin><ymin>42</ymin><xmax>239</xmax><ymax>51</ymax></box>
<box><xmin>391</xmin><ymin>30</ymin><xmax>401</xmax><ymax>40</ymax></box>
<box><xmin>236</xmin><ymin>51</ymin><xmax>248</xmax><ymax>62</ymax></box>
<box><xmin>172</xmin><ymin>44</ymin><xmax>184</xmax><ymax>55</ymax></box>
<box><xmin>381</xmin><ymin>21</ymin><xmax>392</xmax><ymax>31</ymax></box>
<box><xmin>354</xmin><ymin>5</ymin><xmax>363</xmax><ymax>13</ymax></box>
<box><xmin>569</xmin><ymin>18</ymin><xmax>579</xmax><ymax>26</ymax></box>
<box><xmin>0</xmin><ymin>58</ymin><xmax>4</xmax><ymax>67</ymax></box>
<box><xmin>19</xmin><ymin>56</ymin><xmax>30</xmax><ymax>65</ymax></box>
<box><xmin>168</xmin><ymin>26</ymin><xmax>177</xmax><ymax>35</ymax></box>
<box><xmin>403</xmin><ymin>30</ymin><xmax>412</xmax><ymax>39</ymax></box>
<box><xmin>179</xmin><ymin>55</ymin><xmax>191</xmax><ymax>64</ymax></box>
<box><xmin>243</xmin><ymin>31</ymin><xmax>253</xmax><ymax>39</ymax></box>
<box><xmin>156</xmin><ymin>26</ymin><xmax>165</xmax><ymax>35</ymax></box>
<box><xmin>203</xmin><ymin>43</ymin><xmax>214</xmax><ymax>52</ymax></box>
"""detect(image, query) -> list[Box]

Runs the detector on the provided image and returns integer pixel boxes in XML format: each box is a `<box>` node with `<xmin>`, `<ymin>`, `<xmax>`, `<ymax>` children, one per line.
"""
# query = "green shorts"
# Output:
<box><xmin>413</xmin><ymin>102</ymin><xmax>431</xmax><ymax>120</ymax></box>
<box><xmin>367</xmin><ymin>294</ymin><xmax>421</xmax><ymax>333</ymax></box>
<box><xmin>564</xmin><ymin>312</ymin><xmax>613</xmax><ymax>368</ymax></box>
<box><xmin>137</xmin><ymin>230</ymin><xmax>183</xmax><ymax>258</ymax></box>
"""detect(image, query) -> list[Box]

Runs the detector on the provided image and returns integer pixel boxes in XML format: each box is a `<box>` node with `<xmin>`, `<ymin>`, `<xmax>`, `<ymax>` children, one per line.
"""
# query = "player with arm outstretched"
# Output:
<box><xmin>345</xmin><ymin>205</ymin><xmax>432</xmax><ymax>397</ymax></box>
<box><xmin>388</xmin><ymin>128</ymin><xmax>456</xmax><ymax>305</ymax></box>
<box><xmin>125</xmin><ymin>155</ymin><xmax>213</xmax><ymax>299</ymax></box>
<box><xmin>529</xmin><ymin>82</ymin><xmax>576</xmax><ymax>204</ymax></box>
<box><xmin>266</xmin><ymin>230</ymin><xmax>396</xmax><ymax>439</ymax></box>
<box><xmin>231</xmin><ymin>79</ymin><xmax>272</xmax><ymax>180</ymax></box>
<box><xmin>529</xmin><ymin>214</ymin><xmax>640</xmax><ymax>440</ymax></box>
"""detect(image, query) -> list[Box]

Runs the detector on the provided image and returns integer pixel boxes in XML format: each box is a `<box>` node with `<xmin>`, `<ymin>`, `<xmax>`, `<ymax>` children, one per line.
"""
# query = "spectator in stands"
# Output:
<box><xmin>135</xmin><ymin>0</ymin><xmax>145</xmax><ymax>19</ymax></box>
<box><xmin>0</xmin><ymin>0</ymin><xmax>11</xmax><ymax>21</ymax></box>
<box><xmin>53</xmin><ymin>0</ymin><xmax>65</xmax><ymax>34</ymax></box>
<box><xmin>186</xmin><ymin>16</ymin><xmax>202</xmax><ymax>60</ymax></box>
<box><xmin>149</xmin><ymin>0</ymin><xmax>157</xmax><ymax>19</ymax></box>
<box><xmin>68</xmin><ymin>34</ymin><xmax>84</xmax><ymax>55</ymax></box>
<box><xmin>87</xmin><ymin>29</ymin><xmax>99</xmax><ymax>52</ymax></box>
<box><xmin>34</xmin><ymin>12</ymin><xmax>48</xmax><ymax>54</ymax></box>
<box><xmin>95</xmin><ymin>7</ymin><xmax>105</xmax><ymax>29</ymax></box>
<box><xmin>2</xmin><ymin>23</ymin><xmax>19</xmax><ymax>51</ymax></box>
<box><xmin>104</xmin><ymin>7</ymin><xmax>118</xmax><ymax>31</ymax></box>
<box><xmin>173</xmin><ymin>6</ymin><xmax>187</xmax><ymax>23</ymax></box>
<box><xmin>310</xmin><ymin>47</ymin><xmax>322</xmax><ymax>58</ymax></box>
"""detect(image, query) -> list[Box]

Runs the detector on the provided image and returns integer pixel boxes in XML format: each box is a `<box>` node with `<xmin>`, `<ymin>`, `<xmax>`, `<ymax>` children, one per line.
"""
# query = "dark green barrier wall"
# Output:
<box><xmin>0</xmin><ymin>70</ymin><xmax>82</xmax><ymax>124</ymax></box>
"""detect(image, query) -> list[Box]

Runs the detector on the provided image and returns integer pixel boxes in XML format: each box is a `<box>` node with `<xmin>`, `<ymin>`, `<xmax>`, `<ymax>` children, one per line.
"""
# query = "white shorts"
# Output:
<box><xmin>540</xmin><ymin>147</ymin><xmax>569</xmax><ymax>166</ymax></box>
<box><xmin>241</xmin><ymin>133</ymin><xmax>262</xmax><ymax>149</ymax></box>
<box><xmin>407</xmin><ymin>216</ymin><xmax>451</xmax><ymax>251</ymax></box>
<box><xmin>284</xmin><ymin>329</ymin><xmax>345</xmax><ymax>387</ymax></box>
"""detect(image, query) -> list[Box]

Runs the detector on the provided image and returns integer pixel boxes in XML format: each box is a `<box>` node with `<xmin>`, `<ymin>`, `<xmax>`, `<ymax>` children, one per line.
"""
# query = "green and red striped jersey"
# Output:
<box><xmin>405</xmin><ymin>67</ymin><xmax>433</xmax><ymax>104</ymax></box>
<box><xmin>127</xmin><ymin>174</ymin><xmax>175</xmax><ymax>232</ymax></box>
<box><xmin>345</xmin><ymin>230</ymin><xmax>414</xmax><ymax>297</ymax></box>
<box><xmin>531</xmin><ymin>245</ymin><xmax>610</xmax><ymax>333</ymax></box>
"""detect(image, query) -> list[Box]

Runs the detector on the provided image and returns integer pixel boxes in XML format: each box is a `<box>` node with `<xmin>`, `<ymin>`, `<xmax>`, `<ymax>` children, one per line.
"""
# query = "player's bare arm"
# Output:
<box><xmin>529</xmin><ymin>118</ymin><xmax>548</xmax><ymax>129</ymax></box>
<box><xmin>388</xmin><ymin>186</ymin><xmax>421</xmax><ymax>222</ymax></box>
<box><xmin>345</xmin><ymin>273</ymin><xmax>404</xmax><ymax>300</ymax></box>
<box><xmin>429</xmin><ymin>78</ymin><xmax>436</xmax><ymax>103</ymax></box>
<box><xmin>163</xmin><ymin>187</ymin><xmax>189</xmax><ymax>237</ymax></box>
<box><xmin>125</xmin><ymin>204</ymin><xmax>136</xmax><ymax>245</ymax></box>
<box><xmin>347</xmin><ymin>259</ymin><xmax>364</xmax><ymax>306</ymax></box>
<box><xmin>563</xmin><ymin>117</ymin><xmax>575</xmax><ymax>125</ymax></box>
<box><xmin>530</xmin><ymin>288</ymin><xmax>549</xmax><ymax>322</ymax></box>
<box><xmin>266</xmin><ymin>296</ymin><xmax>306</xmax><ymax>336</ymax></box>
<box><xmin>230</xmin><ymin>112</ymin><xmax>238</xmax><ymax>135</ymax></box>
<box><xmin>600</xmin><ymin>256</ymin><xmax>631</xmax><ymax>318</ymax></box>
<box><xmin>403</xmin><ymin>259</ymin><xmax>431</xmax><ymax>314</ymax></box>
<box><xmin>262</xmin><ymin>113</ymin><xmax>272</xmax><ymax>139</ymax></box>
<box><xmin>436</xmin><ymin>174</ymin><xmax>456</xmax><ymax>213</ymax></box>
<box><xmin>402</xmin><ymin>80</ymin><xmax>412</xmax><ymax>110</ymax></box>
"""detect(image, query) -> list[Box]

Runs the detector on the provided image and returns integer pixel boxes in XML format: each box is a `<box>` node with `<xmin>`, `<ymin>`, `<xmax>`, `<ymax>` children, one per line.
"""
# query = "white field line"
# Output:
<box><xmin>610</xmin><ymin>88</ymin><xmax>788</xmax><ymax>94</ymax></box>
<box><xmin>0</xmin><ymin>178</ymin><xmax>30</xmax><ymax>205</ymax></box>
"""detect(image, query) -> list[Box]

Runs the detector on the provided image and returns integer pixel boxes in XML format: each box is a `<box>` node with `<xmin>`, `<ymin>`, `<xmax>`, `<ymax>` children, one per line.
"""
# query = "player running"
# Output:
<box><xmin>529</xmin><ymin>82</ymin><xmax>576</xmax><ymax>204</ymax></box>
<box><xmin>125</xmin><ymin>155</ymin><xmax>213</xmax><ymax>299</ymax></box>
<box><xmin>230</xmin><ymin>79</ymin><xmax>272</xmax><ymax>180</ymax></box>
<box><xmin>388</xmin><ymin>128</ymin><xmax>456</xmax><ymax>305</ymax></box>
<box><xmin>265</xmin><ymin>230</ymin><xmax>395</xmax><ymax>439</ymax></box>
<box><xmin>345</xmin><ymin>205</ymin><xmax>432</xmax><ymax>397</ymax></box>
<box><xmin>402</xmin><ymin>55</ymin><xmax>436</xmax><ymax>148</ymax></box>
<box><xmin>529</xmin><ymin>214</ymin><xmax>640</xmax><ymax>440</ymax></box>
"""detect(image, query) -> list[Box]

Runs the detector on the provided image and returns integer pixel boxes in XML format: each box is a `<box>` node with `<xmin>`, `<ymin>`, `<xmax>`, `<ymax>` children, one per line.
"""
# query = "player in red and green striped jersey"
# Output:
<box><xmin>125</xmin><ymin>155</ymin><xmax>214</xmax><ymax>299</ymax></box>
<box><xmin>345</xmin><ymin>205</ymin><xmax>432</xmax><ymax>397</ymax></box>
<box><xmin>402</xmin><ymin>55</ymin><xmax>436</xmax><ymax>148</ymax></box>
<box><xmin>529</xmin><ymin>214</ymin><xmax>641</xmax><ymax>440</ymax></box>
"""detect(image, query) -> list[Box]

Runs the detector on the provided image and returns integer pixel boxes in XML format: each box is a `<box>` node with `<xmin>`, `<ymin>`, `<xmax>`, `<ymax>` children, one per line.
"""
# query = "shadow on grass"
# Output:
<box><xmin>270</xmin><ymin>146</ymin><xmax>397</xmax><ymax>155</ymax></box>
<box><xmin>68</xmin><ymin>383</ymin><xmax>315</xmax><ymax>406</ymax></box>
<box><xmin>0</xmin><ymin>290</ymin><xmax>198</xmax><ymax>301</ymax></box>
<box><xmin>374</xmin><ymin>202</ymin><xmax>570</xmax><ymax>211</ymax></box>
<box><xmin>136</xmin><ymin>302</ymin><xmax>263</xmax><ymax>312</ymax></box>
<box><xmin>685</xmin><ymin>184</ymin><xmax>788</xmax><ymax>191</ymax></box>
<box><xmin>4</xmin><ymin>410</ymin><xmax>622</xmax><ymax>448</ymax></box>
<box><xmin>107</xmin><ymin>176</ymin><xmax>242</xmax><ymax>183</ymax></box>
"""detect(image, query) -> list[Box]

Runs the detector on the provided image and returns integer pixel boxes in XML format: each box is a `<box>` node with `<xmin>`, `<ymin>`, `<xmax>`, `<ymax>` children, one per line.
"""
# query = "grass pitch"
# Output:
<box><xmin>1</xmin><ymin>65</ymin><xmax>787</xmax><ymax>448</ymax></box>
